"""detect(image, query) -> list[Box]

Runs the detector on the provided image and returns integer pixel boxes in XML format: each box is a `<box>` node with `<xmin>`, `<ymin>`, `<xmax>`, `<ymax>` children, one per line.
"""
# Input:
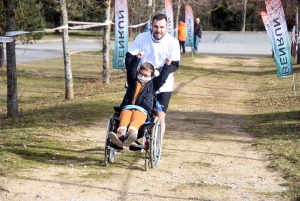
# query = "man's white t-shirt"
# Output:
<box><xmin>129</xmin><ymin>32</ymin><xmax>180</xmax><ymax>92</ymax></box>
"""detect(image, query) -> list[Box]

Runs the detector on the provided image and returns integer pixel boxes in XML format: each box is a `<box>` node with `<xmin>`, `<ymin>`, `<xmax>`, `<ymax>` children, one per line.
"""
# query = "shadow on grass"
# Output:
<box><xmin>248</xmin><ymin>110</ymin><xmax>300</xmax><ymax>138</ymax></box>
<box><xmin>1</xmin><ymin>99</ymin><xmax>118</xmax><ymax>129</ymax></box>
<box><xmin>0</xmin><ymin>100</ymin><xmax>122</xmax><ymax>168</ymax></box>
<box><xmin>1</xmin><ymin>143</ymin><xmax>103</xmax><ymax>166</ymax></box>
<box><xmin>1</xmin><ymin>104</ymin><xmax>299</xmax><ymax>167</ymax></box>
<box><xmin>1</xmin><ymin>141</ymin><xmax>142</xmax><ymax>169</ymax></box>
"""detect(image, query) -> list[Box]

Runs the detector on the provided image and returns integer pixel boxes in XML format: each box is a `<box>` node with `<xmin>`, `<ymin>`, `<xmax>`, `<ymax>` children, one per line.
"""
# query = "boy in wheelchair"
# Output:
<box><xmin>108</xmin><ymin>51</ymin><xmax>171</xmax><ymax>148</ymax></box>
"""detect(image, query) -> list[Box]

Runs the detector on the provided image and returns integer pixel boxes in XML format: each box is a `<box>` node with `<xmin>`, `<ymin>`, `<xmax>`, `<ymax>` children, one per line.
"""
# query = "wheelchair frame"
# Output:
<box><xmin>104</xmin><ymin>106</ymin><xmax>162</xmax><ymax>171</ymax></box>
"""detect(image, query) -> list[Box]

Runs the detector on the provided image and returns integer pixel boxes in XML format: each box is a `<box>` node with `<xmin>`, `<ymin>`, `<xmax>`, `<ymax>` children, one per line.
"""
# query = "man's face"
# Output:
<box><xmin>151</xmin><ymin>19</ymin><xmax>167</xmax><ymax>40</ymax></box>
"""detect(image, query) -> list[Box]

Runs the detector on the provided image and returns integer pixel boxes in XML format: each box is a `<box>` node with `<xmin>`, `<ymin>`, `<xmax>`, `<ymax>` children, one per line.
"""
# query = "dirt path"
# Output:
<box><xmin>0</xmin><ymin>57</ymin><xmax>288</xmax><ymax>201</ymax></box>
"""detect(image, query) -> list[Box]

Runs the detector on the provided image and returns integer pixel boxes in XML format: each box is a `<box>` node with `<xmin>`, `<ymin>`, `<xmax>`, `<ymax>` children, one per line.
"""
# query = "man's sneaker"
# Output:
<box><xmin>123</xmin><ymin>132</ymin><xmax>137</xmax><ymax>147</ymax></box>
<box><xmin>108</xmin><ymin>132</ymin><xmax>123</xmax><ymax>148</ymax></box>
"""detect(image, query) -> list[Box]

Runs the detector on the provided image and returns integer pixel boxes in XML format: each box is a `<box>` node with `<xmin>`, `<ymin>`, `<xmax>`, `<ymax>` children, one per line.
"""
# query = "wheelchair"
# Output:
<box><xmin>104</xmin><ymin>106</ymin><xmax>162</xmax><ymax>171</ymax></box>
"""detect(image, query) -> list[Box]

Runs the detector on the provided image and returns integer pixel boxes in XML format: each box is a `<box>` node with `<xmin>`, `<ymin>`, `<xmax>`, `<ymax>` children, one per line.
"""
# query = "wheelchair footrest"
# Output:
<box><xmin>129</xmin><ymin>144</ymin><xmax>144</xmax><ymax>151</ymax></box>
<box><xmin>110</xmin><ymin>144</ymin><xmax>123</xmax><ymax>150</ymax></box>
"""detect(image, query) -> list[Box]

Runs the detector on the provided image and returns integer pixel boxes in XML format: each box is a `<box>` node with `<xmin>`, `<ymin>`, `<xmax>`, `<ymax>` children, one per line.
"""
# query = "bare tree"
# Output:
<box><xmin>0</xmin><ymin>43</ymin><xmax>6</xmax><ymax>68</ymax></box>
<box><xmin>241</xmin><ymin>0</ymin><xmax>247</xmax><ymax>31</ymax></box>
<box><xmin>4</xmin><ymin>0</ymin><xmax>19</xmax><ymax>118</ymax></box>
<box><xmin>102</xmin><ymin>0</ymin><xmax>111</xmax><ymax>85</ymax></box>
<box><xmin>152</xmin><ymin>0</ymin><xmax>156</xmax><ymax>15</ymax></box>
<box><xmin>60</xmin><ymin>0</ymin><xmax>74</xmax><ymax>100</ymax></box>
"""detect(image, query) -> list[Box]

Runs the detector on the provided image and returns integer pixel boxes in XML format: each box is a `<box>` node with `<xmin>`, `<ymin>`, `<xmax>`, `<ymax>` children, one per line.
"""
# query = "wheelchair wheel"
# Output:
<box><xmin>149</xmin><ymin>117</ymin><xmax>162</xmax><ymax>168</ymax></box>
<box><xmin>144</xmin><ymin>152</ymin><xmax>150</xmax><ymax>171</ymax></box>
<box><xmin>104</xmin><ymin>114</ymin><xmax>114</xmax><ymax>166</ymax></box>
<box><xmin>109</xmin><ymin>147</ymin><xmax>117</xmax><ymax>163</ymax></box>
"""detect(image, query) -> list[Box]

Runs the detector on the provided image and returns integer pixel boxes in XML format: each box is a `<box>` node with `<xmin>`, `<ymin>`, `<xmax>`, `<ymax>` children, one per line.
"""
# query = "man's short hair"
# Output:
<box><xmin>196</xmin><ymin>18</ymin><xmax>200</xmax><ymax>22</ymax></box>
<box><xmin>152</xmin><ymin>13</ymin><xmax>167</xmax><ymax>23</ymax></box>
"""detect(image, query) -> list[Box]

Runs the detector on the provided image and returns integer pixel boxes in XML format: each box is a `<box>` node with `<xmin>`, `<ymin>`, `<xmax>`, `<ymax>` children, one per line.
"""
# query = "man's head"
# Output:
<box><xmin>195</xmin><ymin>18</ymin><xmax>200</xmax><ymax>24</ymax></box>
<box><xmin>151</xmin><ymin>13</ymin><xmax>168</xmax><ymax>40</ymax></box>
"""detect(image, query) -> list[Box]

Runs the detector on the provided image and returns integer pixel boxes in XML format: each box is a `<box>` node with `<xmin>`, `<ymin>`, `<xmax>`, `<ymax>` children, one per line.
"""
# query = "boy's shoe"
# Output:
<box><xmin>123</xmin><ymin>132</ymin><xmax>137</xmax><ymax>147</ymax></box>
<box><xmin>108</xmin><ymin>132</ymin><xmax>123</xmax><ymax>148</ymax></box>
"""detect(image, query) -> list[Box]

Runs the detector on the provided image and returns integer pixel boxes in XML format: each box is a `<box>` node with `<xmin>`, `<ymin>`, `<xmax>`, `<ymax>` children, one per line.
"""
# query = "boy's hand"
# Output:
<box><xmin>165</xmin><ymin>58</ymin><xmax>171</xmax><ymax>65</ymax></box>
<box><xmin>137</xmin><ymin>52</ymin><xmax>145</xmax><ymax>59</ymax></box>
<box><xmin>154</xmin><ymin>69</ymin><xmax>160</xmax><ymax>77</ymax></box>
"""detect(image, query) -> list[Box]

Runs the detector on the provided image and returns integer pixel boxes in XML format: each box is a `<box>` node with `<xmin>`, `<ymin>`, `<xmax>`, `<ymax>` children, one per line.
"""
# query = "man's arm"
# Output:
<box><xmin>167</xmin><ymin>37</ymin><xmax>181</xmax><ymax>73</ymax></box>
<box><xmin>154</xmin><ymin>63</ymin><xmax>173</xmax><ymax>91</ymax></box>
<box><xmin>199</xmin><ymin>24</ymin><xmax>202</xmax><ymax>38</ymax></box>
<box><xmin>156</xmin><ymin>60</ymin><xmax>179</xmax><ymax>73</ymax></box>
<box><xmin>169</xmin><ymin>60</ymin><xmax>179</xmax><ymax>73</ymax></box>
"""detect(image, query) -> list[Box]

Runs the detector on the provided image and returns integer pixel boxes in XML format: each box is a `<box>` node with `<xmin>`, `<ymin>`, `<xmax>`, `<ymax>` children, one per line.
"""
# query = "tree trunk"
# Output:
<box><xmin>241</xmin><ymin>0</ymin><xmax>247</xmax><ymax>32</ymax></box>
<box><xmin>5</xmin><ymin>0</ymin><xmax>19</xmax><ymax>118</ymax></box>
<box><xmin>102</xmin><ymin>0</ymin><xmax>111</xmax><ymax>85</ymax></box>
<box><xmin>0</xmin><ymin>43</ymin><xmax>6</xmax><ymax>68</ymax></box>
<box><xmin>175</xmin><ymin>0</ymin><xmax>181</xmax><ymax>39</ymax></box>
<box><xmin>148</xmin><ymin>0</ymin><xmax>152</xmax><ymax>25</ymax></box>
<box><xmin>152</xmin><ymin>0</ymin><xmax>155</xmax><ymax>16</ymax></box>
<box><xmin>60</xmin><ymin>0</ymin><xmax>74</xmax><ymax>100</ymax></box>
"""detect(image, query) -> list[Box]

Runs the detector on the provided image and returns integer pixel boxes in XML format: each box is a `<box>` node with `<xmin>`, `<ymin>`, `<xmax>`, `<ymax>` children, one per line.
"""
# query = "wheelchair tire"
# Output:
<box><xmin>104</xmin><ymin>115</ymin><xmax>114</xmax><ymax>166</ymax></box>
<box><xmin>108</xmin><ymin>148</ymin><xmax>117</xmax><ymax>163</ymax></box>
<box><xmin>144</xmin><ymin>152</ymin><xmax>150</xmax><ymax>171</ymax></box>
<box><xmin>150</xmin><ymin>117</ymin><xmax>162</xmax><ymax>168</ymax></box>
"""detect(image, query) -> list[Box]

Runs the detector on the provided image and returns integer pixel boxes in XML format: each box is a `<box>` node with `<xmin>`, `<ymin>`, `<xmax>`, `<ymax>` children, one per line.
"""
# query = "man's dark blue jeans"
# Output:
<box><xmin>194</xmin><ymin>35</ymin><xmax>200</xmax><ymax>52</ymax></box>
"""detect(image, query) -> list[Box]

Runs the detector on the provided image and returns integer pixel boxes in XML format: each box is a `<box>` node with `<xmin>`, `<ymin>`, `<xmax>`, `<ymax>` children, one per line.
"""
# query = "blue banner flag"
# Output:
<box><xmin>185</xmin><ymin>5</ymin><xmax>194</xmax><ymax>48</ymax></box>
<box><xmin>265</xmin><ymin>0</ymin><xmax>293</xmax><ymax>77</ymax></box>
<box><xmin>113</xmin><ymin>0</ymin><xmax>129</xmax><ymax>69</ymax></box>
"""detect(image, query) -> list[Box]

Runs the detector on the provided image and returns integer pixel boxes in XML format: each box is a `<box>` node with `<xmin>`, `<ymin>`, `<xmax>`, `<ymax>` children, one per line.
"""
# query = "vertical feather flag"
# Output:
<box><xmin>185</xmin><ymin>5</ymin><xmax>194</xmax><ymax>48</ymax></box>
<box><xmin>260</xmin><ymin>11</ymin><xmax>272</xmax><ymax>40</ymax></box>
<box><xmin>265</xmin><ymin>0</ymin><xmax>293</xmax><ymax>77</ymax></box>
<box><xmin>165</xmin><ymin>0</ymin><xmax>174</xmax><ymax>36</ymax></box>
<box><xmin>113</xmin><ymin>0</ymin><xmax>129</xmax><ymax>69</ymax></box>
<box><xmin>261</xmin><ymin>11</ymin><xmax>277</xmax><ymax>63</ymax></box>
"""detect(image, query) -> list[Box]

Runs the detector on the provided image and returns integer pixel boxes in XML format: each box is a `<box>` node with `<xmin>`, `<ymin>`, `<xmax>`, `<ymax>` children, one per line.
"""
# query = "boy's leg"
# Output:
<box><xmin>123</xmin><ymin>110</ymin><xmax>147</xmax><ymax>147</ymax></box>
<box><xmin>119</xmin><ymin>110</ymin><xmax>133</xmax><ymax>127</ymax></box>
<box><xmin>128</xmin><ymin>110</ymin><xmax>147</xmax><ymax>131</ymax></box>
<box><xmin>108</xmin><ymin>110</ymin><xmax>133</xmax><ymax>147</ymax></box>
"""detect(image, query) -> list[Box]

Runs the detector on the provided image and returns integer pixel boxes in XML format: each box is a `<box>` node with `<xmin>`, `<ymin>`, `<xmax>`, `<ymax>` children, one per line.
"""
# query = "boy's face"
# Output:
<box><xmin>138</xmin><ymin>69</ymin><xmax>151</xmax><ymax>78</ymax></box>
